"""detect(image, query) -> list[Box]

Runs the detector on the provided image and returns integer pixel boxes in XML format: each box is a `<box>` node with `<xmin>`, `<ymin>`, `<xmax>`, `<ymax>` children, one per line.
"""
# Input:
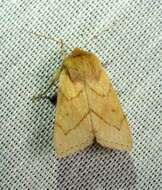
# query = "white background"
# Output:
<box><xmin>0</xmin><ymin>0</ymin><xmax>161</xmax><ymax>189</ymax></box>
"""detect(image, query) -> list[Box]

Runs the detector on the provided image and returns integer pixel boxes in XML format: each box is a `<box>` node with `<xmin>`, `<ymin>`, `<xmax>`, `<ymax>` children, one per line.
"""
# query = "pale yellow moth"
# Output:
<box><xmin>33</xmin><ymin>33</ymin><xmax>133</xmax><ymax>157</ymax></box>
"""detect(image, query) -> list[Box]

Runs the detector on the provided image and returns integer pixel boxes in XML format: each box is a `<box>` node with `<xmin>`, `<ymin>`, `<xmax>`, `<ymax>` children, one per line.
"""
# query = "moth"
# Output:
<box><xmin>33</xmin><ymin>34</ymin><xmax>133</xmax><ymax>157</ymax></box>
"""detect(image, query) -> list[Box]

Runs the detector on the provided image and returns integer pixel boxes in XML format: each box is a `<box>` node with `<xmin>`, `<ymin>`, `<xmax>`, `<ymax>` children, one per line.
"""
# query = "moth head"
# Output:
<box><xmin>71</xmin><ymin>48</ymin><xmax>91</xmax><ymax>57</ymax></box>
<box><xmin>62</xmin><ymin>48</ymin><xmax>92</xmax><ymax>67</ymax></box>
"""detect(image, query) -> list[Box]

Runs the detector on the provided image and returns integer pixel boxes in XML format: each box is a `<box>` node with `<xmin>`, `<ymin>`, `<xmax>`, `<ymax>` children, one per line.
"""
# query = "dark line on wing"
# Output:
<box><xmin>57</xmin><ymin>107</ymin><xmax>122</xmax><ymax>135</ymax></box>
<box><xmin>56</xmin><ymin>110</ymin><xmax>90</xmax><ymax>135</ymax></box>
<box><xmin>90</xmin><ymin>109</ymin><xmax>120</xmax><ymax>131</ymax></box>
<box><xmin>87</xmin><ymin>85</ymin><xmax>111</xmax><ymax>97</ymax></box>
<box><xmin>59</xmin><ymin>89</ymin><xmax>83</xmax><ymax>101</ymax></box>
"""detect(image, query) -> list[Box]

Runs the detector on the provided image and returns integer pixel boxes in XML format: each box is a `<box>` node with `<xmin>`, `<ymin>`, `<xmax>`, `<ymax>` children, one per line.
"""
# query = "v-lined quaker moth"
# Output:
<box><xmin>33</xmin><ymin>31</ymin><xmax>133</xmax><ymax>157</ymax></box>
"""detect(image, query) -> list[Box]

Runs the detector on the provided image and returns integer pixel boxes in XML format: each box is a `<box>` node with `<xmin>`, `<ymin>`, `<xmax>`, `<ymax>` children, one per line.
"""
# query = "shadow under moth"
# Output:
<box><xmin>33</xmin><ymin>35</ymin><xmax>133</xmax><ymax>157</ymax></box>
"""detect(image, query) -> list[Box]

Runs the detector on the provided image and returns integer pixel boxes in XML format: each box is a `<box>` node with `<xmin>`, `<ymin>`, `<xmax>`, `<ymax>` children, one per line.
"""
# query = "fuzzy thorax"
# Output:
<box><xmin>63</xmin><ymin>48</ymin><xmax>102</xmax><ymax>81</ymax></box>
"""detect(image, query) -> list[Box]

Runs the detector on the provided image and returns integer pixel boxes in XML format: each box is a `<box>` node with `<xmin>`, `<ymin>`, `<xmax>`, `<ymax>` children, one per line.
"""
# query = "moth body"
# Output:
<box><xmin>54</xmin><ymin>48</ymin><xmax>133</xmax><ymax>157</ymax></box>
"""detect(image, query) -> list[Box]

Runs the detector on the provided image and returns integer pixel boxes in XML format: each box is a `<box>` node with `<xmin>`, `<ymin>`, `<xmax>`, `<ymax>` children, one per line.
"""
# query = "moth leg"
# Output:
<box><xmin>102</xmin><ymin>60</ymin><xmax>109</xmax><ymax>67</ymax></box>
<box><xmin>48</xmin><ymin>67</ymin><xmax>62</xmax><ymax>84</ymax></box>
<box><xmin>32</xmin><ymin>68</ymin><xmax>62</xmax><ymax>100</ymax></box>
<box><xmin>116</xmin><ymin>90</ymin><xmax>125</xmax><ymax>97</ymax></box>
<box><xmin>32</xmin><ymin>82</ymin><xmax>54</xmax><ymax>100</ymax></box>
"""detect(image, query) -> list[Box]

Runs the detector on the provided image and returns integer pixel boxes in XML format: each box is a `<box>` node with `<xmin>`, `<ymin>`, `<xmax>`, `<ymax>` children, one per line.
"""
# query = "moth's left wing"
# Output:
<box><xmin>54</xmin><ymin>69</ymin><xmax>94</xmax><ymax>157</ymax></box>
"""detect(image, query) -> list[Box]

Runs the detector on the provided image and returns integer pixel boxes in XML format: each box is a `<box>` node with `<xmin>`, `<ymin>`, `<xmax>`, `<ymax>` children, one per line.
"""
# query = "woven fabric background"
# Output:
<box><xmin>0</xmin><ymin>0</ymin><xmax>161</xmax><ymax>189</ymax></box>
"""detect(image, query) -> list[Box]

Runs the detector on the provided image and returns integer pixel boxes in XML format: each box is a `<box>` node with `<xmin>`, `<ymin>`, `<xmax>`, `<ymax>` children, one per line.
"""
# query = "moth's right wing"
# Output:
<box><xmin>86</xmin><ymin>69</ymin><xmax>133</xmax><ymax>151</ymax></box>
<box><xmin>54</xmin><ymin>69</ymin><xmax>94</xmax><ymax>157</ymax></box>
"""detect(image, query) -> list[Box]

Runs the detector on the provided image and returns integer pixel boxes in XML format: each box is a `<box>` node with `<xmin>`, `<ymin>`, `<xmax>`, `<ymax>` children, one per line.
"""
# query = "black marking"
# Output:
<box><xmin>47</xmin><ymin>94</ymin><xmax>57</xmax><ymax>105</ymax></box>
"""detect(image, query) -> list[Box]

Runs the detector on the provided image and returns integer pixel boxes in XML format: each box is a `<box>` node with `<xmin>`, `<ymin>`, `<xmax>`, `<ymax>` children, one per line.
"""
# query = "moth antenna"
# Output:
<box><xmin>32</xmin><ymin>32</ymin><xmax>72</xmax><ymax>51</ymax></box>
<box><xmin>31</xmin><ymin>33</ymin><xmax>66</xmax><ymax>101</ymax></box>
<box><xmin>84</xmin><ymin>25</ymin><xmax>114</xmax><ymax>49</ymax></box>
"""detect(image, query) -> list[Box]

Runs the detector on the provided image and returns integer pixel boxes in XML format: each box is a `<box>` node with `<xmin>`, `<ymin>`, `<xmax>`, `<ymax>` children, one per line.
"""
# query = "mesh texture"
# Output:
<box><xmin>0</xmin><ymin>0</ymin><xmax>161</xmax><ymax>189</ymax></box>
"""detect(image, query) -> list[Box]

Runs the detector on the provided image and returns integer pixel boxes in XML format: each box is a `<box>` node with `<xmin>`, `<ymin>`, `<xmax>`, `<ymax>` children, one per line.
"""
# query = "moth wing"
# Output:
<box><xmin>87</xmin><ymin>69</ymin><xmax>133</xmax><ymax>150</ymax></box>
<box><xmin>54</xmin><ymin>69</ymin><xmax>94</xmax><ymax>157</ymax></box>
